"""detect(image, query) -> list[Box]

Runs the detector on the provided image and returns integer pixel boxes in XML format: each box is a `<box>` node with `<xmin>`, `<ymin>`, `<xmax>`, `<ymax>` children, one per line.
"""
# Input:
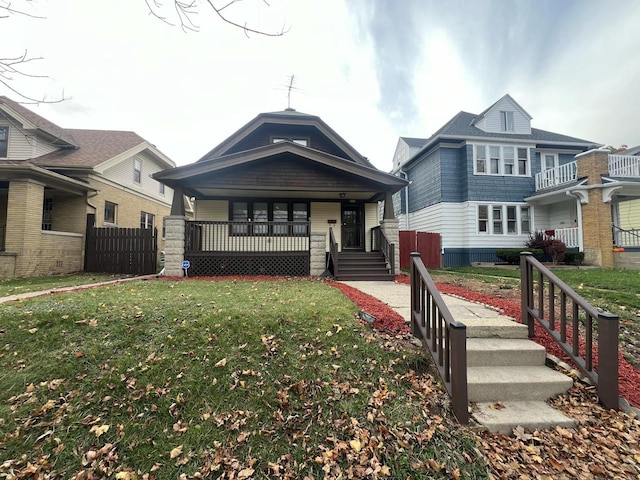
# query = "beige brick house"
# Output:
<box><xmin>0</xmin><ymin>96</ymin><xmax>176</xmax><ymax>278</ymax></box>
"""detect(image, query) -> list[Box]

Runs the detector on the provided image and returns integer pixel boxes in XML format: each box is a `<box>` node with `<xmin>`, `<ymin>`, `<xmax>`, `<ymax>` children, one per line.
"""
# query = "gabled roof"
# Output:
<box><xmin>402</xmin><ymin>110</ymin><xmax>598</xmax><ymax>170</ymax></box>
<box><xmin>0</xmin><ymin>96</ymin><xmax>77</xmax><ymax>147</ymax></box>
<box><xmin>196</xmin><ymin>108</ymin><xmax>375</xmax><ymax>168</ymax></box>
<box><xmin>33</xmin><ymin>129</ymin><xmax>175</xmax><ymax>170</ymax></box>
<box><xmin>400</xmin><ymin>137</ymin><xmax>428</xmax><ymax>149</ymax></box>
<box><xmin>471</xmin><ymin>93</ymin><xmax>532</xmax><ymax>126</ymax></box>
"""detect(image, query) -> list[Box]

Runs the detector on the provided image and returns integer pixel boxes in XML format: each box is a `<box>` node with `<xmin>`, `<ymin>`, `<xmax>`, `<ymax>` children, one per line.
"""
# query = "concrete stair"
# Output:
<box><xmin>466</xmin><ymin>316</ymin><xmax>575</xmax><ymax>434</ymax></box>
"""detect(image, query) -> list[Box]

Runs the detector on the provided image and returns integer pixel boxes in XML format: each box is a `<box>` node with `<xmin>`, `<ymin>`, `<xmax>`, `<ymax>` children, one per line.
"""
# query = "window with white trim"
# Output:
<box><xmin>133</xmin><ymin>157</ymin><xmax>142</xmax><ymax>183</ymax></box>
<box><xmin>272</xmin><ymin>137</ymin><xmax>308</xmax><ymax>146</ymax></box>
<box><xmin>473</xmin><ymin>144</ymin><xmax>530</xmax><ymax>176</ymax></box>
<box><xmin>477</xmin><ymin>204</ymin><xmax>532</xmax><ymax>235</ymax></box>
<box><xmin>500</xmin><ymin>111</ymin><xmax>514</xmax><ymax>132</ymax></box>
<box><xmin>105</xmin><ymin>201</ymin><xmax>117</xmax><ymax>224</ymax></box>
<box><xmin>140</xmin><ymin>211</ymin><xmax>155</xmax><ymax>229</ymax></box>
<box><xmin>0</xmin><ymin>126</ymin><xmax>8</xmax><ymax>157</ymax></box>
<box><xmin>542</xmin><ymin>153</ymin><xmax>558</xmax><ymax>171</ymax></box>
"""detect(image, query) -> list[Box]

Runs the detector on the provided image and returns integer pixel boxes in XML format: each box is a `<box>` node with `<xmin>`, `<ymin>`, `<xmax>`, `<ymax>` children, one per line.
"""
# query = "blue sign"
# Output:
<box><xmin>182</xmin><ymin>260</ymin><xmax>191</xmax><ymax>269</ymax></box>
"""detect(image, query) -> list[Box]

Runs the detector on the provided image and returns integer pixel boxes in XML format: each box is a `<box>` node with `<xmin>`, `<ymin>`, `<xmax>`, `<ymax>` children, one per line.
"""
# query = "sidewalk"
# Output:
<box><xmin>339</xmin><ymin>280</ymin><xmax>512</xmax><ymax>324</ymax></box>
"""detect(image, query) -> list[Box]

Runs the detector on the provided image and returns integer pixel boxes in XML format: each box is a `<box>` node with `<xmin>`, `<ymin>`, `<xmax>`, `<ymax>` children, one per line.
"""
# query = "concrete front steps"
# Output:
<box><xmin>466</xmin><ymin>317</ymin><xmax>575</xmax><ymax>434</ymax></box>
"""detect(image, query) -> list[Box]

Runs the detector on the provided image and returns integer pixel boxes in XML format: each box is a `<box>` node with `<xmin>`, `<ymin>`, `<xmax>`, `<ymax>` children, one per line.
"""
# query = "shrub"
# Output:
<box><xmin>496</xmin><ymin>248</ymin><xmax>544</xmax><ymax>264</ymax></box>
<box><xmin>546</xmin><ymin>239</ymin><xmax>567</xmax><ymax>264</ymax></box>
<box><xmin>564</xmin><ymin>251</ymin><xmax>585</xmax><ymax>265</ymax></box>
<box><xmin>524</xmin><ymin>231</ymin><xmax>549</xmax><ymax>250</ymax></box>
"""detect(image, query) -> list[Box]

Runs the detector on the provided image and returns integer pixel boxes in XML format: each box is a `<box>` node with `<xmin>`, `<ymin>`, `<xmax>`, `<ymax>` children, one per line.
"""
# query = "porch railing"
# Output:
<box><xmin>328</xmin><ymin>227</ymin><xmax>339</xmax><ymax>278</ymax></box>
<box><xmin>520</xmin><ymin>252</ymin><xmax>619</xmax><ymax>410</ymax></box>
<box><xmin>548</xmin><ymin>226</ymin><xmax>579</xmax><ymax>248</ymax></box>
<box><xmin>608</xmin><ymin>154</ymin><xmax>640</xmax><ymax>177</ymax></box>
<box><xmin>613</xmin><ymin>224</ymin><xmax>640</xmax><ymax>248</ymax></box>
<box><xmin>371</xmin><ymin>226</ymin><xmax>395</xmax><ymax>276</ymax></box>
<box><xmin>410</xmin><ymin>252</ymin><xmax>468</xmax><ymax>423</ymax></box>
<box><xmin>0</xmin><ymin>224</ymin><xmax>5</xmax><ymax>251</ymax></box>
<box><xmin>535</xmin><ymin>161</ymin><xmax>578</xmax><ymax>191</ymax></box>
<box><xmin>185</xmin><ymin>221</ymin><xmax>310</xmax><ymax>253</ymax></box>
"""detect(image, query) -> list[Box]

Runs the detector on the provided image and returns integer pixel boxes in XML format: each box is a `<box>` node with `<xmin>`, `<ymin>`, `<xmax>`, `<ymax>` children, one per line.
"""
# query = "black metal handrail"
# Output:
<box><xmin>371</xmin><ymin>226</ymin><xmax>396</xmax><ymax>276</ymax></box>
<box><xmin>612</xmin><ymin>224</ymin><xmax>640</xmax><ymax>248</ymax></box>
<box><xmin>0</xmin><ymin>224</ymin><xmax>5</xmax><ymax>251</ymax></box>
<box><xmin>185</xmin><ymin>221</ymin><xmax>310</xmax><ymax>253</ymax></box>
<box><xmin>410</xmin><ymin>252</ymin><xmax>468</xmax><ymax>423</ymax></box>
<box><xmin>520</xmin><ymin>252</ymin><xmax>619</xmax><ymax>409</ymax></box>
<box><xmin>329</xmin><ymin>227</ymin><xmax>339</xmax><ymax>278</ymax></box>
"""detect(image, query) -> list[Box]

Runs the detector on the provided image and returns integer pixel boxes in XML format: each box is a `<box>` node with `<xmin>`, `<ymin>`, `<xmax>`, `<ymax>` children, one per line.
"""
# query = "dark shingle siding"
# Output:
<box><xmin>408</xmin><ymin>148</ymin><xmax>442</xmax><ymax>211</ymax></box>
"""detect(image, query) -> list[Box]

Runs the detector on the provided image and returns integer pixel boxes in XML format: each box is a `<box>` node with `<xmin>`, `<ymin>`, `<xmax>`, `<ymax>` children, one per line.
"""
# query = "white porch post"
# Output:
<box><xmin>310</xmin><ymin>232</ymin><xmax>326</xmax><ymax>276</ymax></box>
<box><xmin>575</xmin><ymin>198</ymin><xmax>584</xmax><ymax>251</ymax></box>
<box><xmin>163</xmin><ymin>215</ymin><xmax>186</xmax><ymax>276</ymax></box>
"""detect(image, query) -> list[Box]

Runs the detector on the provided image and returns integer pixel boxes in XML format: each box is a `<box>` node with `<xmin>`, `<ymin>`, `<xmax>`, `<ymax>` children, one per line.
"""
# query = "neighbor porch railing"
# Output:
<box><xmin>0</xmin><ymin>224</ymin><xmax>5</xmax><ymax>251</ymax></box>
<box><xmin>549</xmin><ymin>226</ymin><xmax>580</xmax><ymax>248</ymax></box>
<box><xmin>410</xmin><ymin>252</ymin><xmax>468</xmax><ymax>423</ymax></box>
<box><xmin>608</xmin><ymin>154</ymin><xmax>640</xmax><ymax>177</ymax></box>
<box><xmin>520</xmin><ymin>252</ymin><xmax>619</xmax><ymax>410</ymax></box>
<box><xmin>185</xmin><ymin>221</ymin><xmax>310</xmax><ymax>253</ymax></box>
<box><xmin>328</xmin><ymin>227</ymin><xmax>339</xmax><ymax>278</ymax></box>
<box><xmin>535</xmin><ymin>161</ymin><xmax>578</xmax><ymax>190</ymax></box>
<box><xmin>613</xmin><ymin>224</ymin><xmax>640</xmax><ymax>248</ymax></box>
<box><xmin>371</xmin><ymin>226</ymin><xmax>395</xmax><ymax>277</ymax></box>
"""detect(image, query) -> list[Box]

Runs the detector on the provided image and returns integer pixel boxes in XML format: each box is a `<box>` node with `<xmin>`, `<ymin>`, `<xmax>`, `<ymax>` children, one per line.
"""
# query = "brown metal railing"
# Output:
<box><xmin>520</xmin><ymin>252</ymin><xmax>619</xmax><ymax>410</ymax></box>
<box><xmin>185</xmin><ymin>221</ymin><xmax>310</xmax><ymax>253</ymax></box>
<box><xmin>410</xmin><ymin>252</ymin><xmax>468</xmax><ymax>423</ymax></box>
<box><xmin>0</xmin><ymin>224</ymin><xmax>5</xmax><ymax>251</ymax></box>
<box><xmin>329</xmin><ymin>227</ymin><xmax>339</xmax><ymax>278</ymax></box>
<box><xmin>371</xmin><ymin>226</ymin><xmax>395</xmax><ymax>276</ymax></box>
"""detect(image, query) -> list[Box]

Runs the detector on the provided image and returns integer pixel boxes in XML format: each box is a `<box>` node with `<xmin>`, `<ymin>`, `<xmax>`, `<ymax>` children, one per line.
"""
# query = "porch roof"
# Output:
<box><xmin>154</xmin><ymin>141</ymin><xmax>408</xmax><ymax>201</ymax></box>
<box><xmin>0</xmin><ymin>164</ymin><xmax>97</xmax><ymax>195</ymax></box>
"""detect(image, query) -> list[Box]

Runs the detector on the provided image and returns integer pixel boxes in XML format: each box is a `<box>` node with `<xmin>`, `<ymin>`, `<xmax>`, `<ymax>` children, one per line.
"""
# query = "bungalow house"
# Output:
<box><xmin>392</xmin><ymin>94</ymin><xmax>603</xmax><ymax>267</ymax></box>
<box><xmin>153</xmin><ymin>108</ymin><xmax>408</xmax><ymax>280</ymax></box>
<box><xmin>0</xmin><ymin>96</ymin><xmax>176</xmax><ymax>278</ymax></box>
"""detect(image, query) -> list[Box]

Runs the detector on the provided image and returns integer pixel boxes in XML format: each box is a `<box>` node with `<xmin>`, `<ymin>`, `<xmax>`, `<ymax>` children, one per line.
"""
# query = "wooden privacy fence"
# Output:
<box><xmin>399</xmin><ymin>230</ymin><xmax>441</xmax><ymax>269</ymax></box>
<box><xmin>85</xmin><ymin>223</ymin><xmax>158</xmax><ymax>275</ymax></box>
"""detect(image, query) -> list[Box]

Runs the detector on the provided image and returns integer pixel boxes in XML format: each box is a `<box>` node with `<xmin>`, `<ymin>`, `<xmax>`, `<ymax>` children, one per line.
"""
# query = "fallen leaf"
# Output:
<box><xmin>349</xmin><ymin>439</ymin><xmax>362</xmax><ymax>452</ymax></box>
<box><xmin>170</xmin><ymin>445</ymin><xmax>183</xmax><ymax>459</ymax></box>
<box><xmin>215</xmin><ymin>358</ymin><xmax>227</xmax><ymax>367</ymax></box>
<box><xmin>89</xmin><ymin>424</ymin><xmax>109</xmax><ymax>437</ymax></box>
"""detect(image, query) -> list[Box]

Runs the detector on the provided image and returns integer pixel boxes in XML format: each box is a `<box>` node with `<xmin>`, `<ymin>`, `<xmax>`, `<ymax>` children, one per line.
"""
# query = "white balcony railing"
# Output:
<box><xmin>552</xmin><ymin>227</ymin><xmax>580</xmax><ymax>248</ymax></box>
<box><xmin>608</xmin><ymin>155</ymin><xmax>640</xmax><ymax>177</ymax></box>
<box><xmin>535</xmin><ymin>161</ymin><xmax>578</xmax><ymax>191</ymax></box>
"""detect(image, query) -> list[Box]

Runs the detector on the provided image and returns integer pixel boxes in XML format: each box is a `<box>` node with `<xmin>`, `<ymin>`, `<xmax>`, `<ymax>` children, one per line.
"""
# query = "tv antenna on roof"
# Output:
<box><xmin>286</xmin><ymin>74</ymin><xmax>297</xmax><ymax>110</ymax></box>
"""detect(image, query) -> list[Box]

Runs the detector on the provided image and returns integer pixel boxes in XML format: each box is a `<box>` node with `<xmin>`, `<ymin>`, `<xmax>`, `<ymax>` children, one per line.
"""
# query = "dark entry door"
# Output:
<box><xmin>342</xmin><ymin>204</ymin><xmax>363</xmax><ymax>250</ymax></box>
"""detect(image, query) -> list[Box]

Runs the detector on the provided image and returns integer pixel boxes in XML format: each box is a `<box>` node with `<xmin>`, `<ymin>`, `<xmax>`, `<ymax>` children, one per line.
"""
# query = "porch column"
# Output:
<box><xmin>380</xmin><ymin>218</ymin><xmax>400</xmax><ymax>275</ymax></box>
<box><xmin>575</xmin><ymin>150</ymin><xmax>614</xmax><ymax>268</ymax></box>
<box><xmin>5</xmin><ymin>179</ymin><xmax>45</xmax><ymax>277</ymax></box>
<box><xmin>163</xmin><ymin>215</ymin><xmax>186</xmax><ymax>276</ymax></box>
<box><xmin>309</xmin><ymin>232</ymin><xmax>326</xmax><ymax>276</ymax></box>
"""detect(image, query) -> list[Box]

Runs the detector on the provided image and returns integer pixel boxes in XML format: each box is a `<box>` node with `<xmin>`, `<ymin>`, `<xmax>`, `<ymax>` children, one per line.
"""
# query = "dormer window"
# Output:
<box><xmin>0</xmin><ymin>126</ymin><xmax>8</xmax><ymax>157</ymax></box>
<box><xmin>500</xmin><ymin>111</ymin><xmax>514</xmax><ymax>132</ymax></box>
<box><xmin>133</xmin><ymin>157</ymin><xmax>142</xmax><ymax>183</ymax></box>
<box><xmin>272</xmin><ymin>137</ymin><xmax>308</xmax><ymax>146</ymax></box>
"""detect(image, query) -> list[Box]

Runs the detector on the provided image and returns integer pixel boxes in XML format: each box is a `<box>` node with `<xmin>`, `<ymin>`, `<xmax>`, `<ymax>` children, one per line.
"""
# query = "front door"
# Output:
<box><xmin>342</xmin><ymin>203</ymin><xmax>363</xmax><ymax>250</ymax></box>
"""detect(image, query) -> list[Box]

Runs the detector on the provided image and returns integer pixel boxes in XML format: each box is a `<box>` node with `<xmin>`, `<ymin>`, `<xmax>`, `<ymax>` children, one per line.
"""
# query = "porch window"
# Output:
<box><xmin>273</xmin><ymin>202</ymin><xmax>289</xmax><ymax>235</ymax></box>
<box><xmin>518</xmin><ymin>148</ymin><xmax>528</xmax><ymax>175</ymax></box>
<box><xmin>42</xmin><ymin>197</ymin><xmax>53</xmax><ymax>230</ymax></box>
<box><xmin>105</xmin><ymin>201</ymin><xmax>117</xmax><ymax>224</ymax></box>
<box><xmin>134</xmin><ymin>158</ymin><xmax>142</xmax><ymax>183</ymax></box>
<box><xmin>292</xmin><ymin>202</ymin><xmax>309</xmax><ymax>236</ymax></box>
<box><xmin>503</xmin><ymin>147</ymin><xmax>515</xmax><ymax>175</ymax></box>
<box><xmin>0</xmin><ymin>126</ymin><xmax>7</xmax><ymax>157</ymax></box>
<box><xmin>521</xmin><ymin>206</ymin><xmax>531</xmax><ymax>233</ymax></box>
<box><xmin>230</xmin><ymin>201</ymin><xmax>309</xmax><ymax>236</ymax></box>
<box><xmin>492</xmin><ymin>206</ymin><xmax>503</xmax><ymax>234</ymax></box>
<box><xmin>478</xmin><ymin>205</ymin><xmax>489</xmax><ymax>233</ymax></box>
<box><xmin>140</xmin><ymin>211</ymin><xmax>155</xmax><ymax>229</ymax></box>
<box><xmin>232</xmin><ymin>202</ymin><xmax>249</xmax><ymax>235</ymax></box>
<box><xmin>475</xmin><ymin>145</ymin><xmax>486</xmax><ymax>173</ymax></box>
<box><xmin>253</xmin><ymin>202</ymin><xmax>269</xmax><ymax>235</ymax></box>
<box><xmin>507</xmin><ymin>206</ymin><xmax>517</xmax><ymax>234</ymax></box>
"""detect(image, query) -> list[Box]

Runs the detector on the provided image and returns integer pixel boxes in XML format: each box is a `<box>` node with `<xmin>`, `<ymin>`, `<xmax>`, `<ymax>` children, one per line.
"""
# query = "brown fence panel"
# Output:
<box><xmin>85</xmin><ymin>224</ymin><xmax>157</xmax><ymax>275</ymax></box>
<box><xmin>416</xmin><ymin>232</ymin><xmax>441</xmax><ymax>269</ymax></box>
<box><xmin>399</xmin><ymin>230</ymin><xmax>417</xmax><ymax>269</ymax></box>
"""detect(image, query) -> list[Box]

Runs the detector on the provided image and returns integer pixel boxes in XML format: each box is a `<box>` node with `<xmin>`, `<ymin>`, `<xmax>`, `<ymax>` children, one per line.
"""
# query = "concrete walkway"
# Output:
<box><xmin>339</xmin><ymin>280</ymin><xmax>513</xmax><ymax>325</ymax></box>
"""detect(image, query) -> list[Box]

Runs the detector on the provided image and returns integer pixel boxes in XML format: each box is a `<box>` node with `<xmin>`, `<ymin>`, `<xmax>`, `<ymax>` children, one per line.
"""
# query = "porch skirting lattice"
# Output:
<box><xmin>183</xmin><ymin>252</ymin><xmax>310</xmax><ymax>277</ymax></box>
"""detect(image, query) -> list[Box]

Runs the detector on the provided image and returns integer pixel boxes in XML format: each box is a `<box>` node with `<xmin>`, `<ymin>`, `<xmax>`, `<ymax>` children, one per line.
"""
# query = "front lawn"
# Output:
<box><xmin>0</xmin><ymin>278</ymin><xmax>487</xmax><ymax>479</ymax></box>
<box><xmin>0</xmin><ymin>273</ymin><xmax>130</xmax><ymax>298</ymax></box>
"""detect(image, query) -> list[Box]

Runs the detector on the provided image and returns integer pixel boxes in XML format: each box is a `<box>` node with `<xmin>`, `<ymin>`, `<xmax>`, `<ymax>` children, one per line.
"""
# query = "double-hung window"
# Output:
<box><xmin>0</xmin><ymin>126</ymin><xmax>8</xmax><ymax>157</ymax></box>
<box><xmin>133</xmin><ymin>158</ymin><xmax>142</xmax><ymax>183</ymax></box>
<box><xmin>140</xmin><ymin>211</ymin><xmax>155</xmax><ymax>229</ymax></box>
<box><xmin>478</xmin><ymin>204</ymin><xmax>532</xmax><ymax>235</ymax></box>
<box><xmin>474</xmin><ymin>144</ymin><xmax>529</xmax><ymax>176</ymax></box>
<box><xmin>105</xmin><ymin>201</ymin><xmax>117</xmax><ymax>224</ymax></box>
<box><xmin>500</xmin><ymin>111</ymin><xmax>514</xmax><ymax>132</ymax></box>
<box><xmin>230</xmin><ymin>201</ymin><xmax>309</xmax><ymax>236</ymax></box>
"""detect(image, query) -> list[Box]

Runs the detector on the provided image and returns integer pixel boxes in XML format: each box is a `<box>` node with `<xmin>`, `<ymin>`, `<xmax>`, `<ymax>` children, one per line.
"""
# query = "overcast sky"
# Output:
<box><xmin>3</xmin><ymin>0</ymin><xmax>639</xmax><ymax>170</ymax></box>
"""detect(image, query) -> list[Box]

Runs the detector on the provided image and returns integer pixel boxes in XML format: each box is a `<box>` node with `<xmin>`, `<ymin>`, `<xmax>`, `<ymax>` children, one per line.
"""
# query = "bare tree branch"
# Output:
<box><xmin>0</xmin><ymin>1</ymin><xmax>45</xmax><ymax>19</ymax></box>
<box><xmin>145</xmin><ymin>0</ymin><xmax>288</xmax><ymax>37</ymax></box>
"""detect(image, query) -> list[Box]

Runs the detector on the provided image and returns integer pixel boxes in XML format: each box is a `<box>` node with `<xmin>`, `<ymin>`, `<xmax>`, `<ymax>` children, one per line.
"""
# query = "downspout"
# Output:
<box><xmin>399</xmin><ymin>170</ymin><xmax>410</xmax><ymax>230</ymax></box>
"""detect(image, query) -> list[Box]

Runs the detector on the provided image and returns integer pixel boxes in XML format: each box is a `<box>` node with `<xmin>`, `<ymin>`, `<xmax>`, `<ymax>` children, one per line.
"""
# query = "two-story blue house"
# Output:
<box><xmin>392</xmin><ymin>94</ymin><xmax>599</xmax><ymax>267</ymax></box>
